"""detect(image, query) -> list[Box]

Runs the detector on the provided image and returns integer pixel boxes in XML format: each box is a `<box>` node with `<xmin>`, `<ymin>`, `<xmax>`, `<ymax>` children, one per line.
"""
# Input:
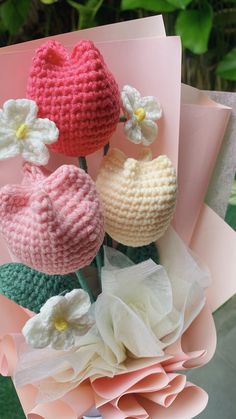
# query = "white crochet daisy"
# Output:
<box><xmin>0</xmin><ymin>99</ymin><xmax>59</xmax><ymax>165</ymax></box>
<box><xmin>121</xmin><ymin>85</ymin><xmax>162</xmax><ymax>145</ymax></box>
<box><xmin>22</xmin><ymin>289</ymin><xmax>94</xmax><ymax>350</ymax></box>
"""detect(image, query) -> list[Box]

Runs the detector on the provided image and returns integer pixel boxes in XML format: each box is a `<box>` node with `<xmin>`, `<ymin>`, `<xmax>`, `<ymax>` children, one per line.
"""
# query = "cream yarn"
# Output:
<box><xmin>96</xmin><ymin>148</ymin><xmax>177</xmax><ymax>246</ymax></box>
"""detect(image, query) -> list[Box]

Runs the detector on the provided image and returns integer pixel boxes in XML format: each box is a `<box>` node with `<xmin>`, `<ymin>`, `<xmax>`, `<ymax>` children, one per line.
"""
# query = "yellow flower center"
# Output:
<box><xmin>16</xmin><ymin>123</ymin><xmax>28</xmax><ymax>140</ymax></box>
<box><xmin>54</xmin><ymin>318</ymin><xmax>69</xmax><ymax>332</ymax></box>
<box><xmin>134</xmin><ymin>107</ymin><xmax>146</xmax><ymax>122</ymax></box>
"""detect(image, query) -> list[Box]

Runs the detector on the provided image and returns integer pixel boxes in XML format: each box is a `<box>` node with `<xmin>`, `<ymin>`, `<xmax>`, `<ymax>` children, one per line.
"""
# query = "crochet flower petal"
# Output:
<box><xmin>121</xmin><ymin>85</ymin><xmax>141</xmax><ymax>115</ymax></box>
<box><xmin>50</xmin><ymin>328</ymin><xmax>75</xmax><ymax>350</ymax></box>
<box><xmin>140</xmin><ymin>96</ymin><xmax>162</xmax><ymax>120</ymax></box>
<box><xmin>30</xmin><ymin>118</ymin><xmax>59</xmax><ymax>144</ymax></box>
<box><xmin>40</xmin><ymin>295</ymin><xmax>67</xmax><ymax>324</ymax></box>
<box><xmin>0</xmin><ymin>141</ymin><xmax>20</xmax><ymax>160</ymax></box>
<box><xmin>3</xmin><ymin>98</ymin><xmax>38</xmax><ymax>127</ymax></box>
<box><xmin>140</xmin><ymin>119</ymin><xmax>158</xmax><ymax>145</ymax></box>
<box><xmin>124</xmin><ymin>119</ymin><xmax>142</xmax><ymax>144</ymax></box>
<box><xmin>122</xmin><ymin>85</ymin><xmax>162</xmax><ymax>146</ymax></box>
<box><xmin>65</xmin><ymin>289</ymin><xmax>92</xmax><ymax>321</ymax></box>
<box><xmin>23</xmin><ymin>316</ymin><xmax>53</xmax><ymax>349</ymax></box>
<box><xmin>21</xmin><ymin>137</ymin><xmax>50</xmax><ymax>165</ymax></box>
<box><xmin>22</xmin><ymin>289</ymin><xmax>94</xmax><ymax>350</ymax></box>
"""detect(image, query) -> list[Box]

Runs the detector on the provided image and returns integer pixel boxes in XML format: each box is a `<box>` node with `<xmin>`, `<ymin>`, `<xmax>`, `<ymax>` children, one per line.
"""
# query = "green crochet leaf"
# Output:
<box><xmin>117</xmin><ymin>243</ymin><xmax>160</xmax><ymax>265</ymax></box>
<box><xmin>0</xmin><ymin>263</ymin><xmax>79</xmax><ymax>313</ymax></box>
<box><xmin>0</xmin><ymin>375</ymin><xmax>25</xmax><ymax>419</ymax></box>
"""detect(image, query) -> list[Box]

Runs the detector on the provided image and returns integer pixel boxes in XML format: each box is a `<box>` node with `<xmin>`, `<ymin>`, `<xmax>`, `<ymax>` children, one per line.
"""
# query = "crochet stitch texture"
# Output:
<box><xmin>26</xmin><ymin>39</ymin><xmax>120</xmax><ymax>157</ymax></box>
<box><xmin>0</xmin><ymin>163</ymin><xmax>104</xmax><ymax>274</ymax></box>
<box><xmin>96</xmin><ymin>148</ymin><xmax>177</xmax><ymax>246</ymax></box>
<box><xmin>0</xmin><ymin>263</ymin><xmax>78</xmax><ymax>313</ymax></box>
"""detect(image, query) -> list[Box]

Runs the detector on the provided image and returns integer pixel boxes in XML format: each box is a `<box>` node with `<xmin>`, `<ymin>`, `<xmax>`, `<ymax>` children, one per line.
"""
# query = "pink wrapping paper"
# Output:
<box><xmin>191</xmin><ymin>204</ymin><xmax>236</xmax><ymax>311</ymax></box>
<box><xmin>0</xmin><ymin>295</ymin><xmax>215</xmax><ymax>419</ymax></box>
<box><xmin>174</xmin><ymin>84</ymin><xmax>231</xmax><ymax>244</ymax></box>
<box><xmin>0</xmin><ymin>14</ymin><xmax>234</xmax><ymax>419</ymax></box>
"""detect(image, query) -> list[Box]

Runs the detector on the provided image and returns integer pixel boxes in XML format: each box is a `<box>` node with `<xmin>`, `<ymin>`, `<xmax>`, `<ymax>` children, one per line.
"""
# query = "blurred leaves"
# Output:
<box><xmin>167</xmin><ymin>0</ymin><xmax>192</xmax><ymax>8</ymax></box>
<box><xmin>228</xmin><ymin>179</ymin><xmax>236</xmax><ymax>206</ymax></box>
<box><xmin>225</xmin><ymin>176</ymin><xmax>236</xmax><ymax>231</ymax></box>
<box><xmin>121</xmin><ymin>0</ymin><xmax>177</xmax><ymax>12</ymax></box>
<box><xmin>122</xmin><ymin>0</ymin><xmax>193</xmax><ymax>12</ymax></box>
<box><xmin>0</xmin><ymin>0</ymin><xmax>30</xmax><ymax>34</ymax></box>
<box><xmin>40</xmin><ymin>0</ymin><xmax>58</xmax><ymax>4</ymax></box>
<box><xmin>216</xmin><ymin>48</ymin><xmax>236</xmax><ymax>81</ymax></box>
<box><xmin>121</xmin><ymin>0</ymin><xmax>192</xmax><ymax>12</ymax></box>
<box><xmin>176</xmin><ymin>1</ymin><xmax>213</xmax><ymax>54</ymax></box>
<box><xmin>225</xmin><ymin>203</ymin><xmax>236</xmax><ymax>231</ymax></box>
<box><xmin>67</xmin><ymin>0</ymin><xmax>103</xmax><ymax>29</ymax></box>
<box><xmin>0</xmin><ymin>0</ymin><xmax>234</xmax><ymax>89</ymax></box>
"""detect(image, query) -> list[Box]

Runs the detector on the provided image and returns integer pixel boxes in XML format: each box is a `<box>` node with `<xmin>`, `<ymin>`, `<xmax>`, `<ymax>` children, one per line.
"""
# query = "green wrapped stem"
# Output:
<box><xmin>103</xmin><ymin>143</ymin><xmax>110</xmax><ymax>156</ymax></box>
<box><xmin>78</xmin><ymin>156</ymin><xmax>88</xmax><ymax>172</ymax></box>
<box><xmin>75</xmin><ymin>270</ymin><xmax>94</xmax><ymax>302</ymax></box>
<box><xmin>95</xmin><ymin>248</ymin><xmax>103</xmax><ymax>289</ymax></box>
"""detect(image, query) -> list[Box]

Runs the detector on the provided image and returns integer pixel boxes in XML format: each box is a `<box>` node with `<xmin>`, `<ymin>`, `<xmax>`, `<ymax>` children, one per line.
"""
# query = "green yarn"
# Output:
<box><xmin>117</xmin><ymin>242</ymin><xmax>160</xmax><ymax>265</ymax></box>
<box><xmin>0</xmin><ymin>375</ymin><xmax>25</xmax><ymax>419</ymax></box>
<box><xmin>0</xmin><ymin>263</ymin><xmax>79</xmax><ymax>313</ymax></box>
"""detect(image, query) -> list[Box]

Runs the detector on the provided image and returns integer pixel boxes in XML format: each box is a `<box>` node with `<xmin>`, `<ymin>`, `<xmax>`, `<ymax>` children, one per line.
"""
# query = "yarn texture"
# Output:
<box><xmin>96</xmin><ymin>148</ymin><xmax>177</xmax><ymax>246</ymax></box>
<box><xmin>0</xmin><ymin>263</ymin><xmax>78</xmax><ymax>313</ymax></box>
<box><xmin>117</xmin><ymin>242</ymin><xmax>160</xmax><ymax>265</ymax></box>
<box><xmin>0</xmin><ymin>163</ymin><xmax>104</xmax><ymax>274</ymax></box>
<box><xmin>26</xmin><ymin>39</ymin><xmax>120</xmax><ymax>157</ymax></box>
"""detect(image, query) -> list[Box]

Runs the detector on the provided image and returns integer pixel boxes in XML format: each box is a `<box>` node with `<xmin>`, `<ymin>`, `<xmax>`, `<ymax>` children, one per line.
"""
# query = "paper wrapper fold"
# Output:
<box><xmin>0</xmin><ymin>13</ymin><xmax>234</xmax><ymax>419</ymax></box>
<box><xmin>0</xmin><ymin>294</ymin><xmax>215</xmax><ymax>419</ymax></box>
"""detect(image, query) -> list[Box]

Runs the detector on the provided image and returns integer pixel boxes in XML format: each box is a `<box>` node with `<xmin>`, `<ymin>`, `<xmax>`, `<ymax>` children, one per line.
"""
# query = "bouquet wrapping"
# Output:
<box><xmin>0</xmin><ymin>14</ymin><xmax>235</xmax><ymax>419</ymax></box>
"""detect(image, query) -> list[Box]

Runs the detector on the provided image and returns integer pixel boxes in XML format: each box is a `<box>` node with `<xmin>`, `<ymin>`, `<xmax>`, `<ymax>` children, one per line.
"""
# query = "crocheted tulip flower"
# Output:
<box><xmin>0</xmin><ymin>263</ymin><xmax>79</xmax><ymax>313</ymax></box>
<box><xmin>0</xmin><ymin>163</ymin><xmax>104</xmax><ymax>274</ymax></box>
<box><xmin>96</xmin><ymin>148</ymin><xmax>177</xmax><ymax>246</ymax></box>
<box><xmin>26</xmin><ymin>39</ymin><xmax>120</xmax><ymax>157</ymax></box>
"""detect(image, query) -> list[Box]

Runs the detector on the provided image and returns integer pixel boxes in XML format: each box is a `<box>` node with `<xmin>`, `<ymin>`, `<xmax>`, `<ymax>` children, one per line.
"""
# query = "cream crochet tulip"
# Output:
<box><xmin>96</xmin><ymin>148</ymin><xmax>177</xmax><ymax>246</ymax></box>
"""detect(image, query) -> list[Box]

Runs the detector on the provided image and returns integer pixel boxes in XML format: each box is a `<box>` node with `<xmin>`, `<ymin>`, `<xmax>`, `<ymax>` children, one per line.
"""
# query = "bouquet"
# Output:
<box><xmin>0</xmin><ymin>15</ymin><xmax>235</xmax><ymax>419</ymax></box>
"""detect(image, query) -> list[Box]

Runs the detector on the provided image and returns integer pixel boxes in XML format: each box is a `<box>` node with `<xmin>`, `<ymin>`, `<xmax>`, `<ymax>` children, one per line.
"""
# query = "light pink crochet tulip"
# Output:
<box><xmin>0</xmin><ymin>163</ymin><xmax>104</xmax><ymax>274</ymax></box>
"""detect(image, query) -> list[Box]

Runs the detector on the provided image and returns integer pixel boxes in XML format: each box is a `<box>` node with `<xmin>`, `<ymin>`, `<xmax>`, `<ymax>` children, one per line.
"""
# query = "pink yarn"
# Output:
<box><xmin>26</xmin><ymin>39</ymin><xmax>121</xmax><ymax>157</ymax></box>
<box><xmin>0</xmin><ymin>163</ymin><xmax>104</xmax><ymax>275</ymax></box>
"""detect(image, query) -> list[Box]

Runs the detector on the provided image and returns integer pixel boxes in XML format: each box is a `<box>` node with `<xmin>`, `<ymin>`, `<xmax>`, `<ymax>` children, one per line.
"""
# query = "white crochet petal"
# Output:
<box><xmin>2</xmin><ymin>99</ymin><xmax>38</xmax><ymax>128</ymax></box>
<box><xmin>22</xmin><ymin>315</ymin><xmax>53</xmax><ymax>349</ymax></box>
<box><xmin>50</xmin><ymin>328</ymin><xmax>75</xmax><ymax>350</ymax></box>
<box><xmin>22</xmin><ymin>289</ymin><xmax>93</xmax><ymax>350</ymax></box>
<box><xmin>124</xmin><ymin>120</ymin><xmax>142</xmax><ymax>144</ymax></box>
<box><xmin>140</xmin><ymin>96</ymin><xmax>162</xmax><ymax>120</ymax></box>
<box><xmin>0</xmin><ymin>141</ymin><xmax>20</xmax><ymax>160</ymax></box>
<box><xmin>65</xmin><ymin>289</ymin><xmax>92</xmax><ymax>321</ymax></box>
<box><xmin>30</xmin><ymin>118</ymin><xmax>59</xmax><ymax>144</ymax></box>
<box><xmin>21</xmin><ymin>137</ymin><xmax>50</xmax><ymax>166</ymax></box>
<box><xmin>121</xmin><ymin>85</ymin><xmax>141</xmax><ymax>115</ymax></box>
<box><xmin>0</xmin><ymin>118</ymin><xmax>17</xmax><ymax>148</ymax></box>
<box><xmin>140</xmin><ymin>119</ymin><xmax>158</xmax><ymax>145</ymax></box>
<box><xmin>40</xmin><ymin>295</ymin><xmax>67</xmax><ymax>324</ymax></box>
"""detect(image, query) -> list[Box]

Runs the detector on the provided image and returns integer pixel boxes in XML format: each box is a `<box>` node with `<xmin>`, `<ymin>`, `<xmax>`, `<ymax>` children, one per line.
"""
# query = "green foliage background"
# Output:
<box><xmin>0</xmin><ymin>2</ymin><xmax>235</xmax><ymax>417</ymax></box>
<box><xmin>0</xmin><ymin>0</ymin><xmax>235</xmax><ymax>90</ymax></box>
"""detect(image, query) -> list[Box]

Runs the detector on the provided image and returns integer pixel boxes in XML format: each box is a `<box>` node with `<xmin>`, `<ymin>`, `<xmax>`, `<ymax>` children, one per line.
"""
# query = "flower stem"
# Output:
<box><xmin>78</xmin><ymin>156</ymin><xmax>88</xmax><ymax>172</ymax></box>
<box><xmin>105</xmin><ymin>233</ymin><xmax>113</xmax><ymax>248</ymax></box>
<box><xmin>95</xmin><ymin>247</ymin><xmax>103</xmax><ymax>289</ymax></box>
<box><xmin>75</xmin><ymin>270</ymin><xmax>94</xmax><ymax>303</ymax></box>
<box><xmin>119</xmin><ymin>115</ymin><xmax>127</xmax><ymax>123</ymax></box>
<box><xmin>103</xmin><ymin>142</ymin><xmax>110</xmax><ymax>156</ymax></box>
